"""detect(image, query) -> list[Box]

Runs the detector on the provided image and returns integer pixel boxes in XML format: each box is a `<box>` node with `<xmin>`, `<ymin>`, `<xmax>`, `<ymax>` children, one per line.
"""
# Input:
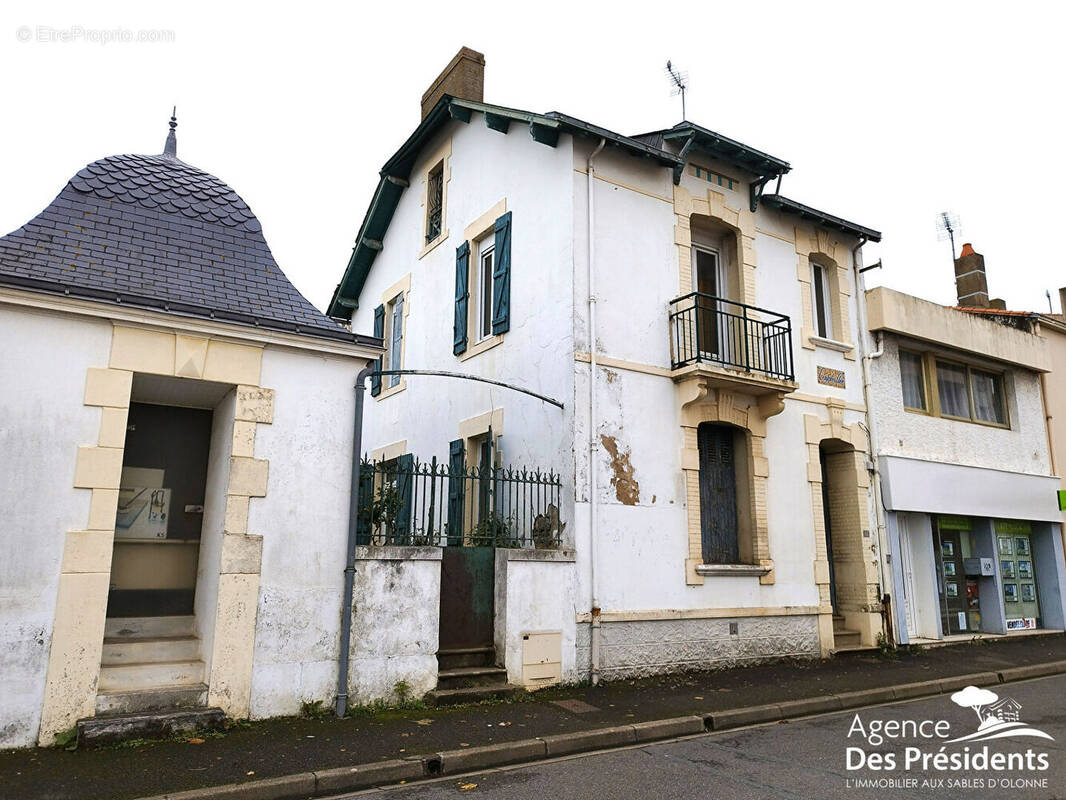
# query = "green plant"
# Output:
<box><xmin>360</xmin><ymin>483</ymin><xmax>401</xmax><ymax>538</ymax></box>
<box><xmin>53</xmin><ymin>726</ymin><xmax>78</xmax><ymax>751</ymax></box>
<box><xmin>393</xmin><ymin>680</ymin><xmax>412</xmax><ymax>705</ymax></box>
<box><xmin>875</xmin><ymin>631</ymin><xmax>898</xmax><ymax>660</ymax></box>
<box><xmin>300</xmin><ymin>699</ymin><xmax>331</xmax><ymax>720</ymax></box>
<box><xmin>472</xmin><ymin>512</ymin><xmax>521</xmax><ymax>548</ymax></box>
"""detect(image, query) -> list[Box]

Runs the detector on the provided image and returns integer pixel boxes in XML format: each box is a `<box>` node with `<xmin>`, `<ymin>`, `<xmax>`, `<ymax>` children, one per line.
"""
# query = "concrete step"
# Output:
<box><xmin>101</xmin><ymin>636</ymin><xmax>200</xmax><ymax>665</ymax></box>
<box><xmin>105</xmin><ymin>615</ymin><xmax>196</xmax><ymax>639</ymax></box>
<box><xmin>436</xmin><ymin>666</ymin><xmax>509</xmax><ymax>690</ymax></box>
<box><xmin>437</xmin><ymin>646</ymin><xmax>496</xmax><ymax>671</ymax></box>
<box><xmin>95</xmin><ymin>684</ymin><xmax>208</xmax><ymax>715</ymax></box>
<box><xmin>78</xmin><ymin>707</ymin><xmax>224</xmax><ymax>746</ymax></box>
<box><xmin>832</xmin><ymin>630</ymin><xmax>863</xmax><ymax>649</ymax></box>
<box><xmin>425</xmin><ymin>683</ymin><xmax>523</xmax><ymax>707</ymax></box>
<box><xmin>98</xmin><ymin>660</ymin><xmax>205</xmax><ymax>693</ymax></box>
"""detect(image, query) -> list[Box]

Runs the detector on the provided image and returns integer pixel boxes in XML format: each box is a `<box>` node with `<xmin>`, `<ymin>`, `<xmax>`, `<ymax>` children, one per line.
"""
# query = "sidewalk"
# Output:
<box><xmin>4</xmin><ymin>634</ymin><xmax>1065</xmax><ymax>800</ymax></box>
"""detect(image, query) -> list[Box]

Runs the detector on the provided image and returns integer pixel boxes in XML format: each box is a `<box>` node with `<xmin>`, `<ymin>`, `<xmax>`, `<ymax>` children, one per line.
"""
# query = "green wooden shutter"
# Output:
<box><xmin>491</xmin><ymin>212</ymin><xmax>511</xmax><ymax>335</ymax></box>
<box><xmin>446</xmin><ymin>440</ymin><xmax>465</xmax><ymax>546</ymax></box>
<box><xmin>395</xmin><ymin>454</ymin><xmax>414</xmax><ymax>545</ymax></box>
<box><xmin>371</xmin><ymin>304</ymin><xmax>385</xmax><ymax>396</ymax></box>
<box><xmin>454</xmin><ymin>242</ymin><xmax>470</xmax><ymax>355</ymax></box>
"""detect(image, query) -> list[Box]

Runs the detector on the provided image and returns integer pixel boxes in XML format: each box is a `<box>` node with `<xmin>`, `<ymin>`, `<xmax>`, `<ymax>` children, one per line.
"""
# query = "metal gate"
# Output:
<box><xmin>439</xmin><ymin>545</ymin><xmax>495</xmax><ymax>649</ymax></box>
<box><xmin>698</xmin><ymin>423</ymin><xmax>739</xmax><ymax>564</ymax></box>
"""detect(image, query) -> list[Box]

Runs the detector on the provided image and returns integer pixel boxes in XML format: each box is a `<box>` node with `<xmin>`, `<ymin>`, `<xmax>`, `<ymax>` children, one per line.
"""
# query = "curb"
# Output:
<box><xmin>136</xmin><ymin>664</ymin><xmax>1066</xmax><ymax>800</ymax></box>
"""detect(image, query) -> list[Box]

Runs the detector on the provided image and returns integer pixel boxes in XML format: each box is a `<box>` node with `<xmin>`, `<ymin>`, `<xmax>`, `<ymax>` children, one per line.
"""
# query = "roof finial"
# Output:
<box><xmin>163</xmin><ymin>106</ymin><xmax>178</xmax><ymax>159</ymax></box>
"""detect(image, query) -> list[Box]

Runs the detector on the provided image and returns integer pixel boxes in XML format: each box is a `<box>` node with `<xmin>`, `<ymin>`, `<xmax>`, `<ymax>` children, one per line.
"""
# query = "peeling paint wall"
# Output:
<box><xmin>0</xmin><ymin>306</ymin><xmax>112</xmax><ymax>748</ymax></box>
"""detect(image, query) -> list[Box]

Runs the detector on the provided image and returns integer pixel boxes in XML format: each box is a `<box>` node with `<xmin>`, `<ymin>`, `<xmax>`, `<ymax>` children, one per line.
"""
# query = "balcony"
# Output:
<box><xmin>669</xmin><ymin>293</ymin><xmax>796</xmax><ymax>396</ymax></box>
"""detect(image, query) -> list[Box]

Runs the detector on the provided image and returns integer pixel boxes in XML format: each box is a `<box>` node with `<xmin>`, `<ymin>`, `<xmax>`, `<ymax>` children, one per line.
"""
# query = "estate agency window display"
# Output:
<box><xmin>932</xmin><ymin>516</ymin><xmax>982</xmax><ymax>635</ymax></box>
<box><xmin>996</xmin><ymin>520</ymin><xmax>1041</xmax><ymax>630</ymax></box>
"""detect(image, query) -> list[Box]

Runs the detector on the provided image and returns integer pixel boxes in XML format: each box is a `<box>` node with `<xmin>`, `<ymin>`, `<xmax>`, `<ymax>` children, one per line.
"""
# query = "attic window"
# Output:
<box><xmin>426</xmin><ymin>162</ymin><xmax>444</xmax><ymax>244</ymax></box>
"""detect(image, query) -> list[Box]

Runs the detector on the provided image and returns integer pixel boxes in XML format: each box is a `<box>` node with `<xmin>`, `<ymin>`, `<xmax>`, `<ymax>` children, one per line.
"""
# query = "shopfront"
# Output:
<box><xmin>995</xmin><ymin>520</ymin><xmax>1042</xmax><ymax>631</ymax></box>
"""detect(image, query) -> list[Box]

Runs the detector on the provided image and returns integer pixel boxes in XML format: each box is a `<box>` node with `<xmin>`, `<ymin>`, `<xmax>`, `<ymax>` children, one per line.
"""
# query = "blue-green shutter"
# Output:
<box><xmin>491</xmin><ymin>212</ymin><xmax>511</xmax><ymax>335</ymax></box>
<box><xmin>446</xmin><ymin>440</ymin><xmax>465</xmax><ymax>546</ymax></box>
<box><xmin>395</xmin><ymin>454</ymin><xmax>414</xmax><ymax>545</ymax></box>
<box><xmin>454</xmin><ymin>242</ymin><xmax>470</xmax><ymax>355</ymax></box>
<box><xmin>371</xmin><ymin>304</ymin><xmax>385</xmax><ymax>396</ymax></box>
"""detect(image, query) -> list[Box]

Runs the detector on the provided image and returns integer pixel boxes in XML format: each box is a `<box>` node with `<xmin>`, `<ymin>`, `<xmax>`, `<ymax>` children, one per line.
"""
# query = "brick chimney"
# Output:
<box><xmin>954</xmin><ymin>243</ymin><xmax>990</xmax><ymax>308</ymax></box>
<box><xmin>420</xmin><ymin>47</ymin><xmax>485</xmax><ymax>120</ymax></box>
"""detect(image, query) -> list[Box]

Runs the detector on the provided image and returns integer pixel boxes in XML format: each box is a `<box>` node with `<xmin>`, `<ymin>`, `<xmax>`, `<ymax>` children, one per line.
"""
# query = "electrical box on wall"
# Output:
<box><xmin>521</xmin><ymin>631</ymin><xmax>562</xmax><ymax>688</ymax></box>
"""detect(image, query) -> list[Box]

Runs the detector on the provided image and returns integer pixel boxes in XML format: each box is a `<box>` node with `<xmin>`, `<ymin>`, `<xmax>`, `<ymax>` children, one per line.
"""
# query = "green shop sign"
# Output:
<box><xmin>937</xmin><ymin>515</ymin><xmax>972</xmax><ymax>531</ymax></box>
<box><xmin>994</xmin><ymin>519</ymin><xmax>1032</xmax><ymax>535</ymax></box>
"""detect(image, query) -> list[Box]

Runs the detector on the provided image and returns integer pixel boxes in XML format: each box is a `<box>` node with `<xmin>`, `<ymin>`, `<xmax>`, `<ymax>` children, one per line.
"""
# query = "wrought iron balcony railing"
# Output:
<box><xmin>669</xmin><ymin>292</ymin><xmax>794</xmax><ymax>381</ymax></box>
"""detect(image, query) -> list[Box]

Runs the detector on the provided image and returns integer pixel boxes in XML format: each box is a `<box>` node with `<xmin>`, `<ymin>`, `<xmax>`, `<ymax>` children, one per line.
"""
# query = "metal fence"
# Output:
<box><xmin>669</xmin><ymin>292</ymin><xmax>794</xmax><ymax>380</ymax></box>
<box><xmin>354</xmin><ymin>456</ymin><xmax>564</xmax><ymax>548</ymax></box>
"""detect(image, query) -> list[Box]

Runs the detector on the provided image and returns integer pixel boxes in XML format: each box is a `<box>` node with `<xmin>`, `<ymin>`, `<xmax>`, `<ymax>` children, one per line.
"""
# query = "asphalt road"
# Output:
<box><xmin>344</xmin><ymin>675</ymin><xmax>1066</xmax><ymax>800</ymax></box>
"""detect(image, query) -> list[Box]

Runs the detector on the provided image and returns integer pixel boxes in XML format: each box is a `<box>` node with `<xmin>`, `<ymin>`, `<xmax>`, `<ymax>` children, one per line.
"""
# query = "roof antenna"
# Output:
<box><xmin>1047</xmin><ymin>289</ymin><xmax>1054</xmax><ymax>313</ymax></box>
<box><xmin>665</xmin><ymin>61</ymin><xmax>688</xmax><ymax>122</ymax></box>
<box><xmin>935</xmin><ymin>211</ymin><xmax>960</xmax><ymax>261</ymax></box>
<box><xmin>163</xmin><ymin>106</ymin><xmax>178</xmax><ymax>159</ymax></box>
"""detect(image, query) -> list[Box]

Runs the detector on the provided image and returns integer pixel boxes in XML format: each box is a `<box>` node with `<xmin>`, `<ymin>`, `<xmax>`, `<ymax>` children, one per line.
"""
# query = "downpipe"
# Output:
<box><xmin>336</xmin><ymin>364</ymin><xmax>377</xmax><ymax>717</ymax></box>
<box><xmin>587</xmin><ymin>137</ymin><xmax>606</xmax><ymax>685</ymax></box>
<box><xmin>852</xmin><ymin>238</ymin><xmax>893</xmax><ymax>643</ymax></box>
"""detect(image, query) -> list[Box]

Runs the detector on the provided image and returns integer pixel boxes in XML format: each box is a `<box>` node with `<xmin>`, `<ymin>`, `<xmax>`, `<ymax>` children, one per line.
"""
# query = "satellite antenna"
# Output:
<box><xmin>665</xmin><ymin>60</ymin><xmax>688</xmax><ymax>121</ymax></box>
<box><xmin>936</xmin><ymin>211</ymin><xmax>961</xmax><ymax>260</ymax></box>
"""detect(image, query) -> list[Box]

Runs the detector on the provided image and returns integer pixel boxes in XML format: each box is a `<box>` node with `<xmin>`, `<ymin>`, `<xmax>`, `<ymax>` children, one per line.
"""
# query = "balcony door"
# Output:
<box><xmin>692</xmin><ymin>245</ymin><xmax>729</xmax><ymax>362</ymax></box>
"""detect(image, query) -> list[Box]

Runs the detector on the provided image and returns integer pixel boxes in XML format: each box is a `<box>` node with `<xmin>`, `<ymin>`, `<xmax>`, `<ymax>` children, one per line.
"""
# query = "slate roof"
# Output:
<box><xmin>0</xmin><ymin>141</ymin><xmax>373</xmax><ymax>344</ymax></box>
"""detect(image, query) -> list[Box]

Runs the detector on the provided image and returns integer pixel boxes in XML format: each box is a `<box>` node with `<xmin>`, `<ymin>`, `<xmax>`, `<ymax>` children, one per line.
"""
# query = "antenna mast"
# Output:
<box><xmin>935</xmin><ymin>211</ymin><xmax>961</xmax><ymax>261</ymax></box>
<box><xmin>665</xmin><ymin>60</ymin><xmax>689</xmax><ymax>121</ymax></box>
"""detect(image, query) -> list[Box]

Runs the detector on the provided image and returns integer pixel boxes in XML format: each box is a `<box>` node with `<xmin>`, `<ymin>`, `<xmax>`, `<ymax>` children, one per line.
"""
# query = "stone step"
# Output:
<box><xmin>102</xmin><ymin>636</ymin><xmax>200</xmax><ymax>665</ymax></box>
<box><xmin>78</xmin><ymin>707</ymin><xmax>224</xmax><ymax>746</ymax></box>
<box><xmin>436</xmin><ymin>665</ymin><xmax>509</xmax><ymax>691</ymax></box>
<box><xmin>833</xmin><ymin>630</ymin><xmax>863</xmax><ymax>649</ymax></box>
<box><xmin>95</xmin><ymin>684</ymin><xmax>208</xmax><ymax>715</ymax></box>
<box><xmin>437</xmin><ymin>646</ymin><xmax>496</xmax><ymax>671</ymax></box>
<box><xmin>98</xmin><ymin>660</ymin><xmax>205</xmax><ymax>693</ymax></box>
<box><xmin>105</xmin><ymin>615</ymin><xmax>196</xmax><ymax>639</ymax></box>
<box><xmin>424</xmin><ymin>683</ymin><xmax>523</xmax><ymax>707</ymax></box>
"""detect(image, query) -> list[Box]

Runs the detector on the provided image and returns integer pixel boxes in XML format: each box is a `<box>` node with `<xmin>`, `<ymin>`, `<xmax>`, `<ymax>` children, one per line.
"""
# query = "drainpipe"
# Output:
<box><xmin>587</xmin><ymin>137</ymin><xmax>606</xmax><ymax>685</ymax></box>
<box><xmin>852</xmin><ymin>239</ymin><xmax>893</xmax><ymax>642</ymax></box>
<box><xmin>336</xmin><ymin>364</ymin><xmax>377</xmax><ymax>717</ymax></box>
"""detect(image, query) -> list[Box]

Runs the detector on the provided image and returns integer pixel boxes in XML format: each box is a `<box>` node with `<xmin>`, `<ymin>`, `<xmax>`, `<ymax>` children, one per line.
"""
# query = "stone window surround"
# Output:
<box><xmin>672</xmin><ymin>183</ymin><xmax>757</xmax><ymax>306</ymax></box>
<box><xmin>802</xmin><ymin>404</ymin><xmax>882</xmax><ymax>654</ymax></box>
<box><xmin>458</xmin><ymin>198</ymin><xmax>507</xmax><ymax>362</ymax></box>
<box><xmin>794</xmin><ymin>228</ymin><xmax>856</xmax><ymax>359</ymax></box>
<box><xmin>418</xmin><ymin>136</ymin><xmax>452</xmax><ymax>260</ymax></box>
<box><xmin>376</xmin><ymin>273</ymin><xmax>412</xmax><ymax>401</ymax></box>
<box><xmin>679</xmin><ymin>378</ymin><xmax>781</xmax><ymax>587</ymax></box>
<box><xmin>38</xmin><ymin>323</ymin><xmax>274</xmax><ymax>744</ymax></box>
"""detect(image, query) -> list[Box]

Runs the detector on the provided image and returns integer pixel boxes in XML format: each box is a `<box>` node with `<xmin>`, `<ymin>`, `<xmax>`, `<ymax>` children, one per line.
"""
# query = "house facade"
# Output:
<box><xmin>0</xmin><ymin>119</ymin><xmax>380</xmax><ymax>747</ymax></box>
<box><xmin>867</xmin><ymin>277</ymin><xmax>1066</xmax><ymax>642</ymax></box>
<box><xmin>328</xmin><ymin>48</ymin><xmax>888</xmax><ymax>693</ymax></box>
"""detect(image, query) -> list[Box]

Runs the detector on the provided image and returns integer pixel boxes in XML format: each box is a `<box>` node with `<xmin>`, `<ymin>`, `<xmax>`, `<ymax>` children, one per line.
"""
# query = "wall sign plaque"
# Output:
<box><xmin>817</xmin><ymin>366</ymin><xmax>845</xmax><ymax>388</ymax></box>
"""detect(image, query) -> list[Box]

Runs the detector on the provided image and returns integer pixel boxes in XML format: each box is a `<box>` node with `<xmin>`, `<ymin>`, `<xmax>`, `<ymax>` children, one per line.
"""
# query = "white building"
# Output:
<box><xmin>868</xmin><ymin>250</ymin><xmax>1066</xmax><ymax>643</ymax></box>
<box><xmin>328</xmin><ymin>48</ymin><xmax>888</xmax><ymax>695</ymax></box>
<box><xmin>0</xmin><ymin>118</ymin><xmax>380</xmax><ymax>747</ymax></box>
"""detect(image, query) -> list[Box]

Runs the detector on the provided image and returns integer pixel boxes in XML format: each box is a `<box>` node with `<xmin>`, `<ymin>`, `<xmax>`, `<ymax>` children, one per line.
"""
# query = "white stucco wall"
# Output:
<box><xmin>0</xmin><ymin>306</ymin><xmax>113</xmax><ymax>748</ymax></box>
<box><xmin>871</xmin><ymin>334</ymin><xmax>1051</xmax><ymax>476</ymax></box>
<box><xmin>247</xmin><ymin>346</ymin><xmax>363</xmax><ymax>718</ymax></box>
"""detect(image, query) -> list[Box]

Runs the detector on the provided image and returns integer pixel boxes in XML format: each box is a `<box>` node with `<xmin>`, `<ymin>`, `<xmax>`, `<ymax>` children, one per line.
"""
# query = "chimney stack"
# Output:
<box><xmin>421</xmin><ymin>47</ymin><xmax>485</xmax><ymax>120</ymax></box>
<box><xmin>1058</xmin><ymin>287</ymin><xmax>1066</xmax><ymax>316</ymax></box>
<box><xmin>954</xmin><ymin>243</ymin><xmax>989</xmax><ymax>308</ymax></box>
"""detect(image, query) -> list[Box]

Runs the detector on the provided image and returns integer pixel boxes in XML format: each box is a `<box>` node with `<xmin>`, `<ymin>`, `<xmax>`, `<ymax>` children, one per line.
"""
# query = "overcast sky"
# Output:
<box><xmin>2</xmin><ymin>2</ymin><xmax>1064</xmax><ymax>323</ymax></box>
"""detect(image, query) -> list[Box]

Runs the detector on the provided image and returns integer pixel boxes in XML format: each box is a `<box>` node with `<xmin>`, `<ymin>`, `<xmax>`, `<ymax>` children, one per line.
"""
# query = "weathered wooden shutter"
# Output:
<box><xmin>446</xmin><ymin>440</ymin><xmax>465</xmax><ymax>546</ymax></box>
<box><xmin>355</xmin><ymin>463</ymin><xmax>374</xmax><ymax>546</ymax></box>
<box><xmin>454</xmin><ymin>242</ymin><xmax>470</xmax><ymax>355</ymax></box>
<box><xmin>697</xmin><ymin>424</ymin><xmax>739</xmax><ymax>564</ymax></box>
<box><xmin>371</xmin><ymin>304</ymin><xmax>385</xmax><ymax>396</ymax></box>
<box><xmin>395</xmin><ymin>454</ymin><xmax>414</xmax><ymax>545</ymax></box>
<box><xmin>491</xmin><ymin>212</ymin><xmax>511</xmax><ymax>335</ymax></box>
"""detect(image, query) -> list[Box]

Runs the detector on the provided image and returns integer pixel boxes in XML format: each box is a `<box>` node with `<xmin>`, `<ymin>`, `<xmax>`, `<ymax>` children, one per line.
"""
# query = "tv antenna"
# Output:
<box><xmin>665</xmin><ymin>60</ymin><xmax>689</xmax><ymax>121</ymax></box>
<box><xmin>935</xmin><ymin>211</ymin><xmax>961</xmax><ymax>260</ymax></box>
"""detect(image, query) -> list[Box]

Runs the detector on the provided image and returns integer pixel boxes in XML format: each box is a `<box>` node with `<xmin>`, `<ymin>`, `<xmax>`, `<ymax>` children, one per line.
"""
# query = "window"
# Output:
<box><xmin>811</xmin><ymin>262</ymin><xmax>832</xmax><ymax>339</ymax></box>
<box><xmin>426</xmin><ymin>162</ymin><xmax>444</xmax><ymax>244</ymax></box>
<box><xmin>900</xmin><ymin>349</ymin><xmax>1009</xmax><ymax>427</ymax></box>
<box><xmin>899</xmin><ymin>350</ymin><xmax>927</xmax><ymax>411</ymax></box>
<box><xmin>476</xmin><ymin>235</ymin><xmax>495</xmax><ymax>342</ymax></box>
<box><xmin>697</xmin><ymin>423</ymin><xmax>740</xmax><ymax>565</ymax></box>
<box><xmin>387</xmin><ymin>294</ymin><xmax>404</xmax><ymax>387</ymax></box>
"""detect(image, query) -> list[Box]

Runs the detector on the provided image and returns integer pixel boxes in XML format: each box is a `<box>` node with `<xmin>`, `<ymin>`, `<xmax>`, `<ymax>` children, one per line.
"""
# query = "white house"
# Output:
<box><xmin>868</xmin><ymin>247</ymin><xmax>1066</xmax><ymax>643</ymax></box>
<box><xmin>0</xmin><ymin>116</ymin><xmax>380</xmax><ymax>747</ymax></box>
<box><xmin>328</xmin><ymin>48</ymin><xmax>888</xmax><ymax>696</ymax></box>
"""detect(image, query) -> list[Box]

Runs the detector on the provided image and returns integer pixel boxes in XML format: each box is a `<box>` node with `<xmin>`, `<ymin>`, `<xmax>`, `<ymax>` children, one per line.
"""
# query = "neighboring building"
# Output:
<box><xmin>328</xmin><ymin>47</ymin><xmax>887</xmax><ymax>694</ymax></box>
<box><xmin>0</xmin><ymin>117</ymin><xmax>380</xmax><ymax>747</ymax></box>
<box><xmin>867</xmin><ymin>247</ymin><xmax>1066</xmax><ymax>643</ymax></box>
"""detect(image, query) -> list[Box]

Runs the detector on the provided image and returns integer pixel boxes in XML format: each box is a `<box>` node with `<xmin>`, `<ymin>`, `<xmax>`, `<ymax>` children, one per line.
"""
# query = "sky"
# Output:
<box><xmin>2</xmin><ymin>1</ymin><xmax>1064</xmax><ymax>320</ymax></box>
